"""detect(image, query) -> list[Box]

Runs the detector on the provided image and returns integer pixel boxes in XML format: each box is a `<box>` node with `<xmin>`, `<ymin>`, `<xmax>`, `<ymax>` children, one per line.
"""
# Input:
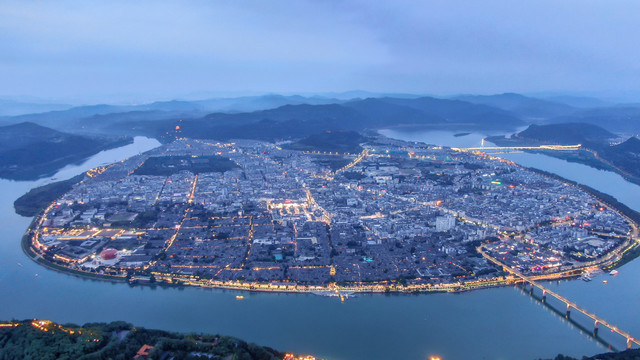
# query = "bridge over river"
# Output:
<box><xmin>479</xmin><ymin>247</ymin><xmax>640</xmax><ymax>350</ymax></box>
<box><xmin>452</xmin><ymin>144</ymin><xmax>582</xmax><ymax>153</ymax></box>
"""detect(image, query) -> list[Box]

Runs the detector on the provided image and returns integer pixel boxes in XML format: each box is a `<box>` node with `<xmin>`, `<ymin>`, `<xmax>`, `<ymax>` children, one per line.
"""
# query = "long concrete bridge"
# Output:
<box><xmin>479</xmin><ymin>247</ymin><xmax>640</xmax><ymax>349</ymax></box>
<box><xmin>452</xmin><ymin>144</ymin><xmax>582</xmax><ymax>152</ymax></box>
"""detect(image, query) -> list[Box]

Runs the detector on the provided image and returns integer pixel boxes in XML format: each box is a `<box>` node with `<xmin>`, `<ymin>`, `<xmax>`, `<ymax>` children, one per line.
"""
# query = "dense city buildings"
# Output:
<box><xmin>25</xmin><ymin>135</ymin><xmax>637</xmax><ymax>293</ymax></box>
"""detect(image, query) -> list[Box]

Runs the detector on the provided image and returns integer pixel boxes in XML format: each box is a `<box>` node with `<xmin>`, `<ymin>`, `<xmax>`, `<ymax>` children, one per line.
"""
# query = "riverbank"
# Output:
<box><xmin>21</xmin><ymin>233</ymin><xmax>638</xmax><ymax>297</ymax></box>
<box><xmin>486</xmin><ymin>134</ymin><xmax>640</xmax><ymax>187</ymax></box>
<box><xmin>520</xmin><ymin>167</ymin><xmax>640</xmax><ymax>272</ymax></box>
<box><xmin>524</xmin><ymin>167</ymin><xmax>640</xmax><ymax>234</ymax></box>
<box><xmin>16</xmin><ymin>135</ymin><xmax>640</xmax><ymax>299</ymax></box>
<box><xmin>21</xmin><ymin>223</ymin><xmax>128</xmax><ymax>284</ymax></box>
<box><xmin>20</xmin><ymin>209</ymin><xmax>506</xmax><ymax>294</ymax></box>
<box><xmin>14</xmin><ymin>174</ymin><xmax>86</xmax><ymax>217</ymax></box>
<box><xmin>16</xmin><ymin>203</ymin><xmax>522</xmax><ymax>295</ymax></box>
<box><xmin>20</xmin><ymin>161</ymin><xmax>640</xmax><ymax>296</ymax></box>
<box><xmin>3</xmin><ymin>133</ymin><xmax>630</xmax><ymax>360</ymax></box>
<box><xmin>528</xmin><ymin>148</ymin><xmax>640</xmax><ymax>187</ymax></box>
<box><xmin>0</xmin><ymin>134</ymin><xmax>133</xmax><ymax>181</ymax></box>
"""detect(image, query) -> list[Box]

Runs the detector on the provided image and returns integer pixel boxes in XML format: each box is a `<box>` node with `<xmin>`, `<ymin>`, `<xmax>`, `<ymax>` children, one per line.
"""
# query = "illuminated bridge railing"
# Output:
<box><xmin>452</xmin><ymin>144</ymin><xmax>582</xmax><ymax>151</ymax></box>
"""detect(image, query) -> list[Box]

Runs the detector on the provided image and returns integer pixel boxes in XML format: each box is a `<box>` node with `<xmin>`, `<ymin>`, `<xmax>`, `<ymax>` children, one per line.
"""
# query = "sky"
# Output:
<box><xmin>1</xmin><ymin>0</ymin><xmax>640</xmax><ymax>103</ymax></box>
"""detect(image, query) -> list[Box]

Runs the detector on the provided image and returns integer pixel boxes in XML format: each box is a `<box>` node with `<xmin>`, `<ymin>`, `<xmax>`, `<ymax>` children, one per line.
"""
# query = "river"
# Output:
<box><xmin>2</xmin><ymin>133</ymin><xmax>639</xmax><ymax>359</ymax></box>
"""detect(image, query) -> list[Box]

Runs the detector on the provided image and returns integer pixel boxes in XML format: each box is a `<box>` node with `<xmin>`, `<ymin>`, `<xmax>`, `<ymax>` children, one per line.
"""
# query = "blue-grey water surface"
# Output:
<box><xmin>2</xmin><ymin>132</ymin><xmax>639</xmax><ymax>359</ymax></box>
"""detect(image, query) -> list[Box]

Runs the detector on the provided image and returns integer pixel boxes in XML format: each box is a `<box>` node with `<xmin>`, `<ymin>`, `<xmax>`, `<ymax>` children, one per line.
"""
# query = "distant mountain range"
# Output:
<box><xmin>454</xmin><ymin>93</ymin><xmax>576</xmax><ymax>119</ymax></box>
<box><xmin>540</xmin><ymin>95</ymin><xmax>612</xmax><ymax>108</ymax></box>
<box><xmin>0</xmin><ymin>95</ymin><xmax>527</xmax><ymax>141</ymax></box>
<box><xmin>2</xmin><ymin>92</ymin><xmax>640</xmax><ymax>144</ymax></box>
<box><xmin>0</xmin><ymin>94</ymin><xmax>344</xmax><ymax>129</ymax></box>
<box><xmin>547</xmin><ymin>105</ymin><xmax>640</xmax><ymax>132</ymax></box>
<box><xmin>163</xmin><ymin>97</ymin><xmax>528</xmax><ymax>141</ymax></box>
<box><xmin>0</xmin><ymin>99</ymin><xmax>72</xmax><ymax>117</ymax></box>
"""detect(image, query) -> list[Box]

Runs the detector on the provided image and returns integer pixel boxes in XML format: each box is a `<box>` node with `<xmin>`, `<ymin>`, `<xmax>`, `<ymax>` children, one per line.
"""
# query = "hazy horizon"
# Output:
<box><xmin>1</xmin><ymin>89</ymin><xmax>638</xmax><ymax>109</ymax></box>
<box><xmin>2</xmin><ymin>1</ymin><xmax>640</xmax><ymax>104</ymax></box>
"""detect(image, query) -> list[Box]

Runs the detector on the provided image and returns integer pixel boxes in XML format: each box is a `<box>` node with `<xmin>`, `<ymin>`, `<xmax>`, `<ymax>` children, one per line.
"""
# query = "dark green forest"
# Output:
<box><xmin>14</xmin><ymin>174</ymin><xmax>85</xmax><ymax>217</ymax></box>
<box><xmin>134</xmin><ymin>155</ymin><xmax>238</xmax><ymax>176</ymax></box>
<box><xmin>0</xmin><ymin>320</ymin><xmax>288</xmax><ymax>360</ymax></box>
<box><xmin>544</xmin><ymin>349</ymin><xmax>640</xmax><ymax>360</ymax></box>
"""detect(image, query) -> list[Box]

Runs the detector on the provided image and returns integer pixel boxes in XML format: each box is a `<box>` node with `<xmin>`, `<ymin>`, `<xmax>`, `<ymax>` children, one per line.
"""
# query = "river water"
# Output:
<box><xmin>2</xmin><ymin>133</ymin><xmax>639</xmax><ymax>360</ymax></box>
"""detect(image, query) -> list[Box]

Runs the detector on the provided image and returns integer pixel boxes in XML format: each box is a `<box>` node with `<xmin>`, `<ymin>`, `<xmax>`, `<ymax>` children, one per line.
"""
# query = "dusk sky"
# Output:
<box><xmin>2</xmin><ymin>1</ymin><xmax>640</xmax><ymax>103</ymax></box>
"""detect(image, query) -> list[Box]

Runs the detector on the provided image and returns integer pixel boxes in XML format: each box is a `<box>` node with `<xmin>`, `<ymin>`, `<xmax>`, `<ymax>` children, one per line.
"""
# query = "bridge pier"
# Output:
<box><xmin>594</xmin><ymin>320</ymin><xmax>599</xmax><ymax>336</ymax></box>
<box><xmin>628</xmin><ymin>337</ymin><xmax>633</xmax><ymax>349</ymax></box>
<box><xmin>566</xmin><ymin>304</ymin><xmax>571</xmax><ymax>319</ymax></box>
<box><xmin>542</xmin><ymin>290</ymin><xmax>547</xmax><ymax>303</ymax></box>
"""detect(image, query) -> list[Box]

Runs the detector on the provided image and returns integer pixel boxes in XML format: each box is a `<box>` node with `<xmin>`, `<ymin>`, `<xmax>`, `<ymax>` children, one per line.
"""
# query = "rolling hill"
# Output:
<box><xmin>0</xmin><ymin>122</ymin><xmax>132</xmax><ymax>180</ymax></box>
<box><xmin>547</xmin><ymin>105</ymin><xmax>640</xmax><ymax>133</ymax></box>
<box><xmin>515</xmin><ymin>123</ymin><xmax>616</xmax><ymax>144</ymax></box>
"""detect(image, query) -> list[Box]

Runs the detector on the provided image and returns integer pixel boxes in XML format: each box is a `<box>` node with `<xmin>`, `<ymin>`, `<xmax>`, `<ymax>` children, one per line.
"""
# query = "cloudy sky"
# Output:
<box><xmin>1</xmin><ymin>0</ymin><xmax>640</xmax><ymax>103</ymax></box>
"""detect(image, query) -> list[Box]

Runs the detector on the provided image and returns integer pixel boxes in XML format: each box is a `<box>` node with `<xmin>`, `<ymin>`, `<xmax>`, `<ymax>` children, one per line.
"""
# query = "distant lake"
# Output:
<box><xmin>2</xmin><ymin>133</ymin><xmax>640</xmax><ymax>359</ymax></box>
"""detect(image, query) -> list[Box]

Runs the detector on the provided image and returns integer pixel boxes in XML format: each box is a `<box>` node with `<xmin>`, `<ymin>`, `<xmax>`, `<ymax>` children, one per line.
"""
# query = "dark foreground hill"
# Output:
<box><xmin>0</xmin><ymin>319</ymin><xmax>299</xmax><ymax>360</ymax></box>
<box><xmin>543</xmin><ymin>348</ymin><xmax>640</xmax><ymax>360</ymax></box>
<box><xmin>0</xmin><ymin>122</ymin><xmax>132</xmax><ymax>180</ymax></box>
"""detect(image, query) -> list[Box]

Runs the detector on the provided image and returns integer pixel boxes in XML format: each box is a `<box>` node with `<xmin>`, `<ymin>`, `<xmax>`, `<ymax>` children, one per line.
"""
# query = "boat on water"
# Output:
<box><xmin>311</xmin><ymin>290</ymin><xmax>356</xmax><ymax>298</ymax></box>
<box><xmin>610</xmin><ymin>270</ymin><xmax>619</xmax><ymax>276</ymax></box>
<box><xmin>588</xmin><ymin>268</ymin><xmax>604</xmax><ymax>276</ymax></box>
<box><xmin>235</xmin><ymin>295</ymin><xmax>244</xmax><ymax>300</ymax></box>
<box><xmin>603</xmin><ymin>280</ymin><xmax>608</xmax><ymax>284</ymax></box>
<box><xmin>580</xmin><ymin>274</ymin><xmax>592</xmax><ymax>282</ymax></box>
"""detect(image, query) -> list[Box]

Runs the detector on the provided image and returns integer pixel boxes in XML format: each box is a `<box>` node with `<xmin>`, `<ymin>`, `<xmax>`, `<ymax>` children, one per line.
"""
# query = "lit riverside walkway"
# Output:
<box><xmin>479</xmin><ymin>247</ymin><xmax>640</xmax><ymax>349</ymax></box>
